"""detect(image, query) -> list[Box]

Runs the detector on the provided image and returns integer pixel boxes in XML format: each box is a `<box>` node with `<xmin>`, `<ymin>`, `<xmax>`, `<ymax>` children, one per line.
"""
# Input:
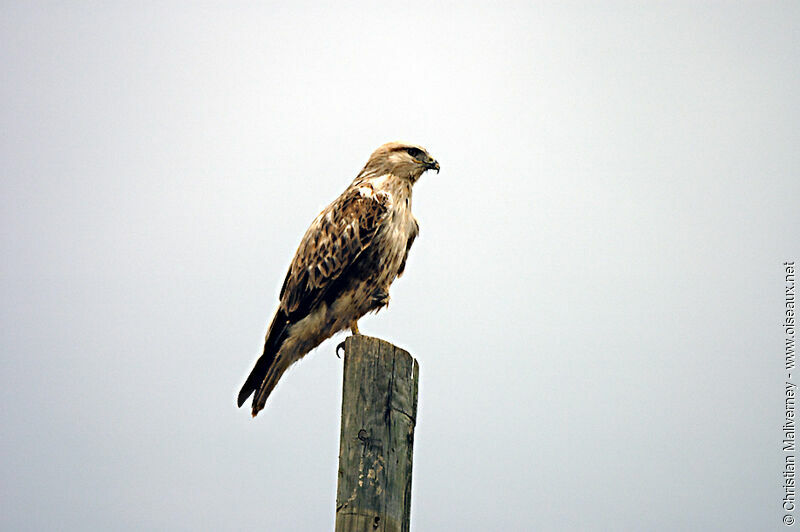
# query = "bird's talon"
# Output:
<box><xmin>336</xmin><ymin>340</ymin><xmax>346</xmax><ymax>358</ymax></box>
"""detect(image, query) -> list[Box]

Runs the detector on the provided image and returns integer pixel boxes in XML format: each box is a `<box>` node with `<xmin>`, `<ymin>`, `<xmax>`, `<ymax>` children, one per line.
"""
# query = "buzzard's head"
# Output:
<box><xmin>362</xmin><ymin>142</ymin><xmax>440</xmax><ymax>183</ymax></box>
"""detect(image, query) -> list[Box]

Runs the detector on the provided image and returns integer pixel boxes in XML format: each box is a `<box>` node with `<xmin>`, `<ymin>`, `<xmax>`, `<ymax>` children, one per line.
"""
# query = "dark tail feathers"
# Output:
<box><xmin>237</xmin><ymin>311</ymin><xmax>290</xmax><ymax>409</ymax></box>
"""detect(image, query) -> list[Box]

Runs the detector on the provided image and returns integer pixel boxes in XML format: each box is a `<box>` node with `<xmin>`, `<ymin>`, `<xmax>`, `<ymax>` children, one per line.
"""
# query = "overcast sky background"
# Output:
<box><xmin>1</xmin><ymin>2</ymin><xmax>798</xmax><ymax>530</ymax></box>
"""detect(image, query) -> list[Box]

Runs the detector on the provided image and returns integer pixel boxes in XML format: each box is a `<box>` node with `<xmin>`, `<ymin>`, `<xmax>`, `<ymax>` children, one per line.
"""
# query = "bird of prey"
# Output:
<box><xmin>238</xmin><ymin>141</ymin><xmax>439</xmax><ymax>417</ymax></box>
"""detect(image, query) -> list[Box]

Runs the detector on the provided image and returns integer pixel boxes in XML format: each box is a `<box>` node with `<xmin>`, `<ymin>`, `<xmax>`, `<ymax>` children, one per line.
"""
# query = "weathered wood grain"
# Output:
<box><xmin>335</xmin><ymin>335</ymin><xmax>419</xmax><ymax>532</ymax></box>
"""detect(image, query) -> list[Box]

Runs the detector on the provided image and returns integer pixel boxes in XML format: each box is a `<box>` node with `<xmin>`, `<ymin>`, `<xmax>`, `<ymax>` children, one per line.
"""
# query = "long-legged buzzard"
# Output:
<box><xmin>238</xmin><ymin>142</ymin><xmax>439</xmax><ymax>417</ymax></box>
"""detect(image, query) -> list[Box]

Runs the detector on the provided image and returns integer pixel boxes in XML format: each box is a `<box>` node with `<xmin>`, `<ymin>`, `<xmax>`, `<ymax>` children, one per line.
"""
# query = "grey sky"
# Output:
<box><xmin>1</xmin><ymin>2</ymin><xmax>798</xmax><ymax>530</ymax></box>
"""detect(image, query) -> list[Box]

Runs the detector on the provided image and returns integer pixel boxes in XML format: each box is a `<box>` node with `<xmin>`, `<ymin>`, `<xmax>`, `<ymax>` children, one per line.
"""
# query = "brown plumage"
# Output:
<box><xmin>238</xmin><ymin>141</ymin><xmax>439</xmax><ymax>417</ymax></box>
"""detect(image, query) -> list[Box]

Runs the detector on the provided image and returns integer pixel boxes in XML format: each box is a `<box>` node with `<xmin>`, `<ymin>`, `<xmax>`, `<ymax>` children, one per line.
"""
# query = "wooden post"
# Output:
<box><xmin>335</xmin><ymin>335</ymin><xmax>419</xmax><ymax>532</ymax></box>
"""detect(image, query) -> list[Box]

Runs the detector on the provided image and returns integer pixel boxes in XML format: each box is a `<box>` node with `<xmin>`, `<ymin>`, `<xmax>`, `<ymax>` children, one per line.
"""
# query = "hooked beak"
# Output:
<box><xmin>424</xmin><ymin>158</ymin><xmax>440</xmax><ymax>174</ymax></box>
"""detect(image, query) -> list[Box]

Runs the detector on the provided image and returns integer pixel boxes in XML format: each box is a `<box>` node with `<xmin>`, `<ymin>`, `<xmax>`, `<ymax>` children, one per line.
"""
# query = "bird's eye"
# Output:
<box><xmin>406</xmin><ymin>147</ymin><xmax>422</xmax><ymax>159</ymax></box>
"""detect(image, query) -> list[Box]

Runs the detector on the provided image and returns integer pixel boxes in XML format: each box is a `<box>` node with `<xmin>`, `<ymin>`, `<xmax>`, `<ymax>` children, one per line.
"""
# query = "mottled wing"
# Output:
<box><xmin>279</xmin><ymin>184</ymin><xmax>391</xmax><ymax>318</ymax></box>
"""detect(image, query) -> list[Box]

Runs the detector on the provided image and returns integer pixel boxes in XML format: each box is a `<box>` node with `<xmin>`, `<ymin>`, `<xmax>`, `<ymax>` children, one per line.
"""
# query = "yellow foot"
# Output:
<box><xmin>337</xmin><ymin>322</ymin><xmax>360</xmax><ymax>358</ymax></box>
